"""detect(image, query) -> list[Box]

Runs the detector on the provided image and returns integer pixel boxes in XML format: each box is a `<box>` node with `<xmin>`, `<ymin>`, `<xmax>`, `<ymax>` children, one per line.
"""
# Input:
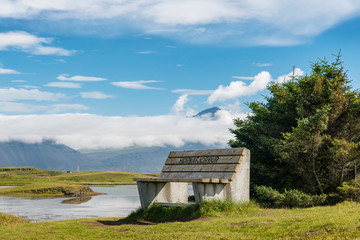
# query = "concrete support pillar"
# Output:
<box><xmin>192</xmin><ymin>183</ymin><xmax>228</xmax><ymax>204</ymax></box>
<box><xmin>137</xmin><ymin>181</ymin><xmax>188</xmax><ymax>209</ymax></box>
<box><xmin>192</xmin><ymin>148</ymin><xmax>250</xmax><ymax>204</ymax></box>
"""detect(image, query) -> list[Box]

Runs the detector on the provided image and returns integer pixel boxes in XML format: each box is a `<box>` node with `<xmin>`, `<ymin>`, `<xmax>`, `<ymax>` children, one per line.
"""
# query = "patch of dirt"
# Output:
<box><xmin>256</xmin><ymin>210</ymin><xmax>277</xmax><ymax>216</ymax></box>
<box><xmin>83</xmin><ymin>221</ymin><xmax>108</xmax><ymax>228</ymax></box>
<box><xmin>83</xmin><ymin>219</ymin><xmax>157</xmax><ymax>228</ymax></box>
<box><xmin>231</xmin><ymin>221</ymin><xmax>248</xmax><ymax>227</ymax></box>
<box><xmin>191</xmin><ymin>217</ymin><xmax>213</xmax><ymax>222</ymax></box>
<box><xmin>118</xmin><ymin>228</ymin><xmax>131</xmax><ymax>233</ymax></box>
<box><xmin>135</xmin><ymin>220</ymin><xmax>157</xmax><ymax>225</ymax></box>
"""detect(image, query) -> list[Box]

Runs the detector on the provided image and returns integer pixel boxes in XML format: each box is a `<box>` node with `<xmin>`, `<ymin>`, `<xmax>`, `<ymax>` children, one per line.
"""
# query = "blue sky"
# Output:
<box><xmin>0</xmin><ymin>0</ymin><xmax>359</xmax><ymax>150</ymax></box>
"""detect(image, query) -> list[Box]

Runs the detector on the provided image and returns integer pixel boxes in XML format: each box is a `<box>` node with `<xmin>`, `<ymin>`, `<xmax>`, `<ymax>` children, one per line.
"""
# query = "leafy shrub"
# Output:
<box><xmin>0</xmin><ymin>212</ymin><xmax>28</xmax><ymax>226</ymax></box>
<box><xmin>126</xmin><ymin>200</ymin><xmax>258</xmax><ymax>223</ymax></box>
<box><xmin>127</xmin><ymin>204</ymin><xmax>201</xmax><ymax>223</ymax></box>
<box><xmin>324</xmin><ymin>193</ymin><xmax>343</xmax><ymax>205</ymax></box>
<box><xmin>337</xmin><ymin>180</ymin><xmax>360</xmax><ymax>202</ymax></box>
<box><xmin>253</xmin><ymin>185</ymin><xmax>284</xmax><ymax>207</ymax></box>
<box><xmin>254</xmin><ymin>185</ymin><xmax>326</xmax><ymax>208</ymax></box>
<box><xmin>200</xmin><ymin>200</ymin><xmax>258</xmax><ymax>217</ymax></box>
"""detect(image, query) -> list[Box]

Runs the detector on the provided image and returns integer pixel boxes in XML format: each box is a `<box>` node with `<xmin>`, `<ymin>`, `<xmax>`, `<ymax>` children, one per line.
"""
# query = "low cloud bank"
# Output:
<box><xmin>0</xmin><ymin>110</ymin><xmax>244</xmax><ymax>150</ymax></box>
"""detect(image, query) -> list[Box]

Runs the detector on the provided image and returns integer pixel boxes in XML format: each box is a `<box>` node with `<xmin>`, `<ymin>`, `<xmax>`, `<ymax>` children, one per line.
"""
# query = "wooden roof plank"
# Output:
<box><xmin>165</xmin><ymin>155</ymin><xmax>242</xmax><ymax>165</ymax></box>
<box><xmin>168</xmin><ymin>148</ymin><xmax>245</xmax><ymax>158</ymax></box>
<box><xmin>134</xmin><ymin>177</ymin><xmax>217</xmax><ymax>183</ymax></box>
<box><xmin>159</xmin><ymin>171</ymin><xmax>235</xmax><ymax>180</ymax></box>
<box><xmin>161</xmin><ymin>163</ymin><xmax>239</xmax><ymax>173</ymax></box>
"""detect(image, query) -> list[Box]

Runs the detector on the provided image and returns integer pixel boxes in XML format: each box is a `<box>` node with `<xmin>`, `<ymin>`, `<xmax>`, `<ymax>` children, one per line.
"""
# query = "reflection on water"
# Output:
<box><xmin>0</xmin><ymin>185</ymin><xmax>141</xmax><ymax>222</ymax></box>
<box><xmin>61</xmin><ymin>196</ymin><xmax>92</xmax><ymax>204</ymax></box>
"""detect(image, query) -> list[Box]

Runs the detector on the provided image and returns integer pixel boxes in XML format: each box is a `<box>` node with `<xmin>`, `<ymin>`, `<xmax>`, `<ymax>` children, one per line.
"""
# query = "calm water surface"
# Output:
<box><xmin>0</xmin><ymin>185</ymin><xmax>140</xmax><ymax>222</ymax></box>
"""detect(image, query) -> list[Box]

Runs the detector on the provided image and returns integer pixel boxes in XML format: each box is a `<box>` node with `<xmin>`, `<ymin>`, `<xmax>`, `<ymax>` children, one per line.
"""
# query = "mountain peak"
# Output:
<box><xmin>193</xmin><ymin>107</ymin><xmax>221</xmax><ymax>118</ymax></box>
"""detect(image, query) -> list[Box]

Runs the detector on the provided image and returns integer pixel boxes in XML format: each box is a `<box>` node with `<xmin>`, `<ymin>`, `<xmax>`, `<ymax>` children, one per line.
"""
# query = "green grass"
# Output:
<box><xmin>53</xmin><ymin>171</ymin><xmax>159</xmax><ymax>185</ymax></box>
<box><xmin>127</xmin><ymin>200</ymin><xmax>259</xmax><ymax>223</ymax></box>
<box><xmin>1</xmin><ymin>201</ymin><xmax>360</xmax><ymax>239</ymax></box>
<box><xmin>0</xmin><ymin>182</ymin><xmax>99</xmax><ymax>197</ymax></box>
<box><xmin>0</xmin><ymin>212</ymin><xmax>28</xmax><ymax>226</ymax></box>
<box><xmin>0</xmin><ymin>168</ymin><xmax>157</xmax><ymax>186</ymax></box>
<box><xmin>0</xmin><ymin>167</ymin><xmax>158</xmax><ymax>197</ymax></box>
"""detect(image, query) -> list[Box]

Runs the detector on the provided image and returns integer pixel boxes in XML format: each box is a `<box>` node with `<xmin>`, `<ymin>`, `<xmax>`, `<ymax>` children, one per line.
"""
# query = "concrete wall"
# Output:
<box><xmin>137</xmin><ymin>181</ymin><xmax>188</xmax><ymax>209</ymax></box>
<box><xmin>192</xmin><ymin>149</ymin><xmax>250</xmax><ymax>204</ymax></box>
<box><xmin>136</xmin><ymin>148</ymin><xmax>250</xmax><ymax>208</ymax></box>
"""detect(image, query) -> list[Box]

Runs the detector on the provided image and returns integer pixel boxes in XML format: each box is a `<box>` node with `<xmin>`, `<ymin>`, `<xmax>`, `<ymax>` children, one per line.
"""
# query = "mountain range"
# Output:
<box><xmin>0</xmin><ymin>108</ymin><xmax>225</xmax><ymax>173</ymax></box>
<box><xmin>0</xmin><ymin>140</ymin><xmax>219</xmax><ymax>173</ymax></box>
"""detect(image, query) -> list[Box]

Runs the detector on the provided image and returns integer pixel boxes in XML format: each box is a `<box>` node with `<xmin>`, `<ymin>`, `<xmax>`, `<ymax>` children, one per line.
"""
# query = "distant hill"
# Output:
<box><xmin>0</xmin><ymin>140</ymin><xmax>225</xmax><ymax>173</ymax></box>
<box><xmin>0</xmin><ymin>107</ymin><xmax>227</xmax><ymax>173</ymax></box>
<box><xmin>193</xmin><ymin>107</ymin><xmax>221</xmax><ymax>118</ymax></box>
<box><xmin>0</xmin><ymin>140</ymin><xmax>90</xmax><ymax>172</ymax></box>
<box><xmin>80</xmin><ymin>143</ymin><xmax>221</xmax><ymax>173</ymax></box>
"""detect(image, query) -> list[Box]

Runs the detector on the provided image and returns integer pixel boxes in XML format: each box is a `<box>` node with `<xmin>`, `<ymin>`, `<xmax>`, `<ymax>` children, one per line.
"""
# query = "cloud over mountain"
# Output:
<box><xmin>0</xmin><ymin>110</ymin><xmax>241</xmax><ymax>149</ymax></box>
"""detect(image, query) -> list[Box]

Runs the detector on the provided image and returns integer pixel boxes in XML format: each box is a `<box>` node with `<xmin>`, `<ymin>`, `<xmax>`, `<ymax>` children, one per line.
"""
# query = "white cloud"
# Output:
<box><xmin>0</xmin><ymin>31</ymin><xmax>75</xmax><ymax>56</ymax></box>
<box><xmin>253</xmin><ymin>62</ymin><xmax>273</xmax><ymax>67</ymax></box>
<box><xmin>19</xmin><ymin>85</ymin><xmax>40</xmax><ymax>89</ymax></box>
<box><xmin>0</xmin><ymin>111</ymin><xmax>242</xmax><ymax>149</ymax></box>
<box><xmin>172</xmin><ymin>89</ymin><xmax>213</xmax><ymax>96</ymax></box>
<box><xmin>0</xmin><ymin>102</ymin><xmax>45</xmax><ymax>113</ymax></box>
<box><xmin>276</xmin><ymin>68</ymin><xmax>304</xmax><ymax>83</ymax></box>
<box><xmin>0</xmin><ymin>67</ymin><xmax>20</xmax><ymax>74</ymax></box>
<box><xmin>220</xmin><ymin>100</ymin><xmax>244</xmax><ymax>116</ymax></box>
<box><xmin>136</xmin><ymin>51</ymin><xmax>155</xmax><ymax>54</ymax></box>
<box><xmin>0</xmin><ymin>1</ymin><xmax>358</xmax><ymax>46</ymax></box>
<box><xmin>57</xmin><ymin>74</ymin><xmax>107</xmax><ymax>82</ymax></box>
<box><xmin>45</xmin><ymin>82</ymin><xmax>82</xmax><ymax>88</ymax></box>
<box><xmin>232</xmin><ymin>76</ymin><xmax>254</xmax><ymax>80</ymax></box>
<box><xmin>80</xmin><ymin>91</ymin><xmax>114</xmax><ymax>99</ymax></box>
<box><xmin>111</xmin><ymin>80</ymin><xmax>163</xmax><ymax>90</ymax></box>
<box><xmin>171</xmin><ymin>94</ymin><xmax>189</xmax><ymax>113</ymax></box>
<box><xmin>208</xmin><ymin>68</ymin><xmax>305</xmax><ymax>104</ymax></box>
<box><xmin>12</xmin><ymin>80</ymin><xmax>26</xmax><ymax>83</ymax></box>
<box><xmin>47</xmin><ymin>104</ymin><xmax>89</xmax><ymax>113</ymax></box>
<box><xmin>0</xmin><ymin>88</ymin><xmax>66</xmax><ymax>101</ymax></box>
<box><xmin>208</xmin><ymin>71</ymin><xmax>272</xmax><ymax>104</ymax></box>
<box><xmin>0</xmin><ymin>1</ymin><xmax>357</xmax><ymax>46</ymax></box>
<box><xmin>0</xmin><ymin>102</ymin><xmax>88</xmax><ymax>114</ymax></box>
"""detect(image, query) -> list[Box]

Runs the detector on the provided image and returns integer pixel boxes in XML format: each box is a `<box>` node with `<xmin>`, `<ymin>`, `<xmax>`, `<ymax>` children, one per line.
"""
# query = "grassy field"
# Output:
<box><xmin>0</xmin><ymin>182</ymin><xmax>99</xmax><ymax>197</ymax></box>
<box><xmin>0</xmin><ymin>167</ymin><xmax>157</xmax><ymax>186</ymax></box>
<box><xmin>1</xmin><ymin>168</ymin><xmax>359</xmax><ymax>239</ymax></box>
<box><xmin>1</xmin><ymin>201</ymin><xmax>360</xmax><ymax>239</ymax></box>
<box><xmin>0</xmin><ymin>167</ymin><xmax>157</xmax><ymax>196</ymax></box>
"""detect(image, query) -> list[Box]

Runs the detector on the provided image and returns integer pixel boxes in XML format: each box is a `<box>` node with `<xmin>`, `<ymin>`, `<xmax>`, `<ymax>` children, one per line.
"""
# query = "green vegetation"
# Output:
<box><xmin>0</xmin><ymin>167</ymin><xmax>157</xmax><ymax>196</ymax></box>
<box><xmin>0</xmin><ymin>212</ymin><xmax>28</xmax><ymax>226</ymax></box>
<box><xmin>127</xmin><ymin>204</ymin><xmax>201</xmax><ymax>223</ymax></box>
<box><xmin>1</xmin><ymin>202</ymin><xmax>360</xmax><ymax>239</ymax></box>
<box><xmin>0</xmin><ymin>182</ymin><xmax>98</xmax><ymax>197</ymax></box>
<box><xmin>53</xmin><ymin>171</ymin><xmax>158</xmax><ymax>185</ymax></box>
<box><xmin>254</xmin><ymin>185</ymin><xmax>327</xmax><ymax>208</ymax></box>
<box><xmin>0</xmin><ymin>167</ymin><xmax>39</xmax><ymax>171</ymax></box>
<box><xmin>0</xmin><ymin>167</ymin><xmax>157</xmax><ymax>186</ymax></box>
<box><xmin>230</xmin><ymin>54</ymin><xmax>360</xmax><ymax>196</ymax></box>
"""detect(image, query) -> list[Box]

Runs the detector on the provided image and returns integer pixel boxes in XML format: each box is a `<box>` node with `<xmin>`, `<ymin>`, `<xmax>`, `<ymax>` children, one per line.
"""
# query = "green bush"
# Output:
<box><xmin>253</xmin><ymin>185</ymin><xmax>284</xmax><ymax>207</ymax></box>
<box><xmin>324</xmin><ymin>192</ymin><xmax>343</xmax><ymax>205</ymax></box>
<box><xmin>126</xmin><ymin>200</ymin><xmax>258</xmax><ymax>223</ymax></box>
<box><xmin>127</xmin><ymin>204</ymin><xmax>201</xmax><ymax>223</ymax></box>
<box><xmin>337</xmin><ymin>180</ymin><xmax>360</xmax><ymax>202</ymax></box>
<box><xmin>200</xmin><ymin>200</ymin><xmax>258</xmax><ymax>216</ymax></box>
<box><xmin>254</xmin><ymin>185</ymin><xmax>326</xmax><ymax>208</ymax></box>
